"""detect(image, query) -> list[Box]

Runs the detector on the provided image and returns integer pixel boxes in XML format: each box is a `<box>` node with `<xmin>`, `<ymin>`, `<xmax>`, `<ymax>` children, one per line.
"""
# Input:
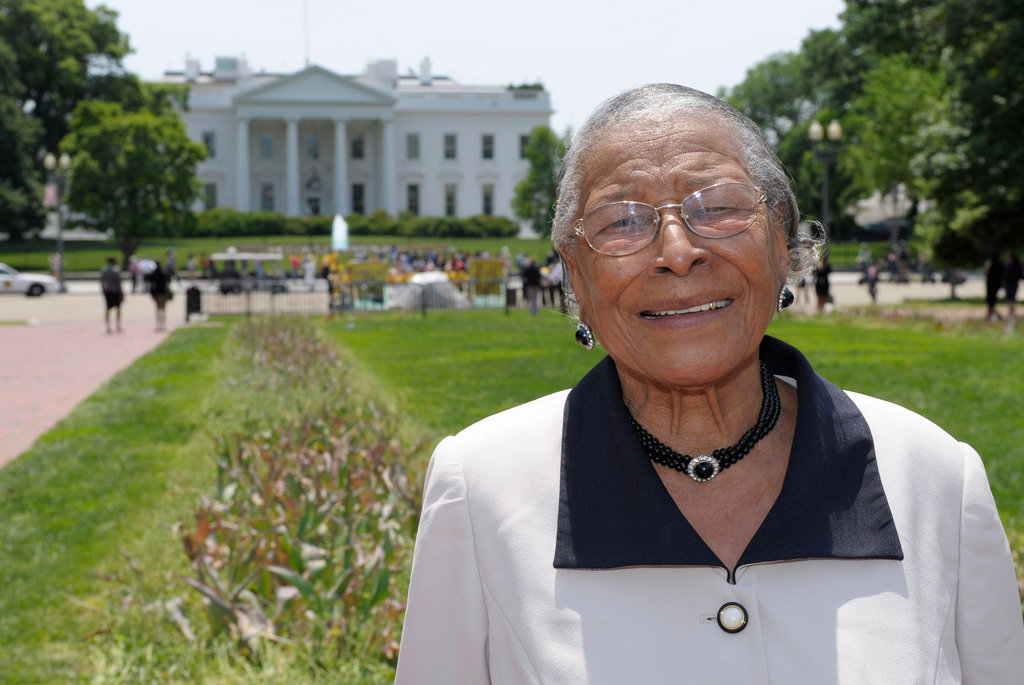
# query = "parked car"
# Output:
<box><xmin>0</xmin><ymin>262</ymin><xmax>61</xmax><ymax>296</ymax></box>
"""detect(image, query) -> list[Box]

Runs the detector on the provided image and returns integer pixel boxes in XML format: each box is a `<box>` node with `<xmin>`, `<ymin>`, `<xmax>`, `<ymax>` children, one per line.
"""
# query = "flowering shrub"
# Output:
<box><xmin>178</xmin><ymin>318</ymin><xmax>422</xmax><ymax>666</ymax></box>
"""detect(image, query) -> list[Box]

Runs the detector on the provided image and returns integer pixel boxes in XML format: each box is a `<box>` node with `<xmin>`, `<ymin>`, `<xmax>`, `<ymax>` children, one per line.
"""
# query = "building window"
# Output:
<box><xmin>482</xmin><ymin>134</ymin><xmax>494</xmax><ymax>160</ymax></box>
<box><xmin>482</xmin><ymin>184</ymin><xmax>494</xmax><ymax>215</ymax></box>
<box><xmin>351</xmin><ymin>133</ymin><xmax>365</xmax><ymax>160</ymax></box>
<box><xmin>260</xmin><ymin>183</ymin><xmax>274</xmax><ymax>211</ymax></box>
<box><xmin>259</xmin><ymin>132</ymin><xmax>273</xmax><ymax>160</ymax></box>
<box><xmin>444</xmin><ymin>134</ymin><xmax>457</xmax><ymax>160</ymax></box>
<box><xmin>444</xmin><ymin>183</ymin><xmax>457</xmax><ymax>217</ymax></box>
<box><xmin>305</xmin><ymin>132</ymin><xmax>320</xmax><ymax>160</ymax></box>
<box><xmin>203</xmin><ymin>183</ymin><xmax>217</xmax><ymax>209</ymax></box>
<box><xmin>352</xmin><ymin>183</ymin><xmax>365</xmax><ymax>214</ymax></box>
<box><xmin>406</xmin><ymin>133</ymin><xmax>420</xmax><ymax>160</ymax></box>
<box><xmin>519</xmin><ymin>134</ymin><xmax>530</xmax><ymax>159</ymax></box>
<box><xmin>202</xmin><ymin>131</ymin><xmax>216</xmax><ymax>158</ymax></box>
<box><xmin>306</xmin><ymin>197</ymin><xmax>321</xmax><ymax>216</ymax></box>
<box><xmin>407</xmin><ymin>184</ymin><xmax>420</xmax><ymax>215</ymax></box>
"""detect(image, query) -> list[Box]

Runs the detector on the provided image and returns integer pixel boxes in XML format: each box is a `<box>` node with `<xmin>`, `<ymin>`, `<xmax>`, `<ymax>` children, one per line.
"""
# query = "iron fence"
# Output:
<box><xmin>188</xmin><ymin>275</ymin><xmax>563</xmax><ymax>318</ymax></box>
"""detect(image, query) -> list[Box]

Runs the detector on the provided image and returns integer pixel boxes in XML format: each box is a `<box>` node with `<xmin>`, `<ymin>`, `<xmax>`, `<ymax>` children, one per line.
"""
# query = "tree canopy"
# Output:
<box><xmin>0</xmin><ymin>0</ymin><xmax>144</xmax><ymax>240</ymax></box>
<box><xmin>722</xmin><ymin>0</ymin><xmax>1024</xmax><ymax>267</ymax></box>
<box><xmin>63</xmin><ymin>92</ymin><xmax>206</xmax><ymax>264</ymax></box>
<box><xmin>512</xmin><ymin>126</ymin><xmax>567</xmax><ymax>238</ymax></box>
<box><xmin>0</xmin><ymin>36</ymin><xmax>44</xmax><ymax>239</ymax></box>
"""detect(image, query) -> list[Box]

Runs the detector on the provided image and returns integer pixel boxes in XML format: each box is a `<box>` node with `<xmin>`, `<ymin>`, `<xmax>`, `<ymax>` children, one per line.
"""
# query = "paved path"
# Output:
<box><xmin>0</xmin><ymin>273</ymin><xmax>992</xmax><ymax>470</ymax></box>
<box><xmin>0</xmin><ymin>287</ymin><xmax>183</xmax><ymax>468</ymax></box>
<box><xmin>787</xmin><ymin>271</ymin><xmax>988</xmax><ymax>316</ymax></box>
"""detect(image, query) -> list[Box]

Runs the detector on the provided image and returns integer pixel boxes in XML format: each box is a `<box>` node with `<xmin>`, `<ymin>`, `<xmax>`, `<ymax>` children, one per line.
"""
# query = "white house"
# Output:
<box><xmin>161</xmin><ymin>56</ymin><xmax>553</xmax><ymax>221</ymax></box>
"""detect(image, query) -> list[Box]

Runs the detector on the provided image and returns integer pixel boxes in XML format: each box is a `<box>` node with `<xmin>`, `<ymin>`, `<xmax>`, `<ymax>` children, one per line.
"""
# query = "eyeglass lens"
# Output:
<box><xmin>579</xmin><ymin>183</ymin><xmax>762</xmax><ymax>256</ymax></box>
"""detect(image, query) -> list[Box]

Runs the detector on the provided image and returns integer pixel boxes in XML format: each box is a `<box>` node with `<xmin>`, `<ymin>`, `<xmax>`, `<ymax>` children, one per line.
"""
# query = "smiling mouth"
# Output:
<box><xmin>641</xmin><ymin>299</ymin><xmax>732</xmax><ymax>318</ymax></box>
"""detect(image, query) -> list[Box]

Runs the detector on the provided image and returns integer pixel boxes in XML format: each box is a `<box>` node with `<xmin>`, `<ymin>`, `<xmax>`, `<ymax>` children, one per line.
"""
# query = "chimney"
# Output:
<box><xmin>184</xmin><ymin>55</ymin><xmax>200</xmax><ymax>82</ymax></box>
<box><xmin>419</xmin><ymin>57</ymin><xmax>432</xmax><ymax>86</ymax></box>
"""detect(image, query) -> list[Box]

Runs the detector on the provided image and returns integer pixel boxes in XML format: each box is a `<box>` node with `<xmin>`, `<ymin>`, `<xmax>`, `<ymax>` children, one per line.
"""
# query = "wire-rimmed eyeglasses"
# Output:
<box><xmin>573</xmin><ymin>182</ymin><xmax>767</xmax><ymax>257</ymax></box>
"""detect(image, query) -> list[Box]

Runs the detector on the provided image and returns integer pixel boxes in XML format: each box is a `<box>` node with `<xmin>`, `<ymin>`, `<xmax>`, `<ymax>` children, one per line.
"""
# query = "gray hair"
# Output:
<box><xmin>553</xmin><ymin>83</ymin><xmax>821</xmax><ymax>306</ymax></box>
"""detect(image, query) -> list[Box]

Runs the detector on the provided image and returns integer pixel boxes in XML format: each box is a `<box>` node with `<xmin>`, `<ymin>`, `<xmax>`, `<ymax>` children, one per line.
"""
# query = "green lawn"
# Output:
<box><xmin>0</xmin><ymin>309</ymin><xmax>1020</xmax><ymax>682</ymax></box>
<box><xmin>0</xmin><ymin>324</ymin><xmax>231</xmax><ymax>682</ymax></box>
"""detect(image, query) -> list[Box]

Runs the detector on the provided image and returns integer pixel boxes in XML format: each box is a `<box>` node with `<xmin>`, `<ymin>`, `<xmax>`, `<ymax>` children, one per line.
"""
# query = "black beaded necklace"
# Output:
<box><xmin>628</xmin><ymin>361</ymin><xmax>781</xmax><ymax>483</ymax></box>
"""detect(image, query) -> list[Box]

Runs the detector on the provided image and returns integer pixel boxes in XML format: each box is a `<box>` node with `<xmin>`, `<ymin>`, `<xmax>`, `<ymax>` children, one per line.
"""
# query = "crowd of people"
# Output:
<box><xmin>101</xmin><ymin>241</ymin><xmax>1021</xmax><ymax>328</ymax></box>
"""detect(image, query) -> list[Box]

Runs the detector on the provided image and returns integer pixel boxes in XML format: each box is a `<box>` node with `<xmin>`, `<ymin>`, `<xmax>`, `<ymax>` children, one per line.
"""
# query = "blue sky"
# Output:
<box><xmin>90</xmin><ymin>0</ymin><xmax>845</xmax><ymax>132</ymax></box>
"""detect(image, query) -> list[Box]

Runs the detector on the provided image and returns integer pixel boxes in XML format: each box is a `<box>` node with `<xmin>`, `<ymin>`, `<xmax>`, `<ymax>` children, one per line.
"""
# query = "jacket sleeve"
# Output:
<box><xmin>395</xmin><ymin>436</ymin><xmax>491</xmax><ymax>684</ymax></box>
<box><xmin>955</xmin><ymin>443</ymin><xmax>1024</xmax><ymax>682</ymax></box>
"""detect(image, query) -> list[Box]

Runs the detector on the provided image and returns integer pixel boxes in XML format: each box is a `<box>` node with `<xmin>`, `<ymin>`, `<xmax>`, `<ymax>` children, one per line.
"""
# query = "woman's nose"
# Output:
<box><xmin>650</xmin><ymin>212</ymin><xmax>709</xmax><ymax>275</ymax></box>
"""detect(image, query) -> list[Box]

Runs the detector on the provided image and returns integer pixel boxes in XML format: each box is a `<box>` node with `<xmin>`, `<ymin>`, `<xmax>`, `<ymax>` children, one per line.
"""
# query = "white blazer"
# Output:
<box><xmin>396</xmin><ymin>338</ymin><xmax>1024</xmax><ymax>684</ymax></box>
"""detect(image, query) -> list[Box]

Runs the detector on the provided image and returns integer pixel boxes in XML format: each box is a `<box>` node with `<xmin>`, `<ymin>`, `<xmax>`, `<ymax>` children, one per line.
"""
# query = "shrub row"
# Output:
<box><xmin>187</xmin><ymin>208</ymin><xmax>518</xmax><ymax>239</ymax></box>
<box><xmin>175</xmin><ymin>318</ymin><xmax>423</xmax><ymax>671</ymax></box>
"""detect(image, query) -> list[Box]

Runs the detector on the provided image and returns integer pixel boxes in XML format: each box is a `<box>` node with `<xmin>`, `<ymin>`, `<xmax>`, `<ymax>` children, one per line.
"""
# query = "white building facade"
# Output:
<box><xmin>165</xmin><ymin>57</ymin><xmax>552</xmax><ymax>221</ymax></box>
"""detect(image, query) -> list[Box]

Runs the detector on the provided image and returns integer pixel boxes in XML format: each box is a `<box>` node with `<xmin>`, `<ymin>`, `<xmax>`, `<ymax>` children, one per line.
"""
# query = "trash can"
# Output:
<box><xmin>185</xmin><ymin>286</ymin><xmax>202</xmax><ymax>322</ymax></box>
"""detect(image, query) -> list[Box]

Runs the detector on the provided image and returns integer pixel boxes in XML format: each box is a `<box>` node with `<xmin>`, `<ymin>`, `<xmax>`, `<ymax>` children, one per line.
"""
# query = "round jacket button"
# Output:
<box><xmin>717</xmin><ymin>602</ymin><xmax>748</xmax><ymax>634</ymax></box>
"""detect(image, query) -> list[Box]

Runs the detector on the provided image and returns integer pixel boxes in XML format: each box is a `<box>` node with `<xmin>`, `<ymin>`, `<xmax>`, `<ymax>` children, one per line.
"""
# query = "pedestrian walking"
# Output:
<box><xmin>1004</xmin><ymin>252</ymin><xmax>1021</xmax><ymax>320</ymax></box>
<box><xmin>985</xmin><ymin>252</ymin><xmax>1005</xmax><ymax>322</ymax></box>
<box><xmin>814</xmin><ymin>256</ymin><xmax>833</xmax><ymax>313</ymax></box>
<box><xmin>129</xmin><ymin>255</ymin><xmax>141</xmax><ymax>293</ymax></box>
<box><xmin>521</xmin><ymin>257</ymin><xmax>542</xmax><ymax>316</ymax></box>
<box><xmin>146</xmin><ymin>260</ymin><xmax>171</xmax><ymax>332</ymax></box>
<box><xmin>855</xmin><ymin>242</ymin><xmax>871</xmax><ymax>283</ymax></box>
<box><xmin>99</xmin><ymin>257</ymin><xmax>124</xmax><ymax>333</ymax></box>
<box><xmin>866</xmin><ymin>257</ymin><xmax>880</xmax><ymax>304</ymax></box>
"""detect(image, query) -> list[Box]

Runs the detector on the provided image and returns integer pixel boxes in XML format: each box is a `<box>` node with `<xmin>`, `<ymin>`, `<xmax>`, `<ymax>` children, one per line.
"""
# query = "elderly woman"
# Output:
<box><xmin>395</xmin><ymin>84</ymin><xmax>1023</xmax><ymax>683</ymax></box>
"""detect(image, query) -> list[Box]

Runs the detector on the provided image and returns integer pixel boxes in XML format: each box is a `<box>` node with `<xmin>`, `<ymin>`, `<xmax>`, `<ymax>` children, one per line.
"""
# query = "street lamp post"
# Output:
<box><xmin>44</xmin><ymin>152</ymin><xmax>71</xmax><ymax>292</ymax></box>
<box><xmin>808</xmin><ymin>119</ymin><xmax>843</xmax><ymax>243</ymax></box>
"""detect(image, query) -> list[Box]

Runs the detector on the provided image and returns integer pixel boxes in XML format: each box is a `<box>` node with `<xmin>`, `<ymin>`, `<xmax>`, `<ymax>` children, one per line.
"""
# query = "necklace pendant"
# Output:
<box><xmin>687</xmin><ymin>454</ymin><xmax>721</xmax><ymax>482</ymax></box>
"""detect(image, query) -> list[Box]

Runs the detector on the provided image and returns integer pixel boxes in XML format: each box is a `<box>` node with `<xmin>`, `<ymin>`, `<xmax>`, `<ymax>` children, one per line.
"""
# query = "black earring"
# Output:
<box><xmin>777</xmin><ymin>285</ymin><xmax>794</xmax><ymax>312</ymax></box>
<box><xmin>575</xmin><ymin>321</ymin><xmax>595</xmax><ymax>350</ymax></box>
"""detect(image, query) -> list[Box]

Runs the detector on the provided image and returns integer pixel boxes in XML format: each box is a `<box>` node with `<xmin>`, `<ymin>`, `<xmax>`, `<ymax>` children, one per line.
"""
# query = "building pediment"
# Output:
<box><xmin>235</xmin><ymin>65</ymin><xmax>396</xmax><ymax>106</ymax></box>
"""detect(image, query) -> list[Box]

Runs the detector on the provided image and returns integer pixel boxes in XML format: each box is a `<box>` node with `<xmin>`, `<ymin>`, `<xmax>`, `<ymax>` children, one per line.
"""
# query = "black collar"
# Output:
<box><xmin>554</xmin><ymin>336</ymin><xmax>903</xmax><ymax>571</ymax></box>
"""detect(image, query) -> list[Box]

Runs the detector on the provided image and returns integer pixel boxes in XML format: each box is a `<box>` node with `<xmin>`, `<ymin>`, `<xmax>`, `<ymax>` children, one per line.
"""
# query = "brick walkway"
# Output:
<box><xmin>0</xmin><ymin>290</ymin><xmax>180</xmax><ymax>468</ymax></box>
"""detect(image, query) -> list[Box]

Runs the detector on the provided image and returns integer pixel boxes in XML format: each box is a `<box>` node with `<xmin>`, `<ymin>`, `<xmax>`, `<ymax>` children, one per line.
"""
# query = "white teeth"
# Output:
<box><xmin>643</xmin><ymin>300</ymin><xmax>730</xmax><ymax>317</ymax></box>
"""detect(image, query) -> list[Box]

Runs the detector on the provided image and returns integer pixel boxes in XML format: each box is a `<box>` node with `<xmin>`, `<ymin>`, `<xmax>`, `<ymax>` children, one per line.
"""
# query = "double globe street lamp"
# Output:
<box><xmin>43</xmin><ymin>151</ymin><xmax>72</xmax><ymax>292</ymax></box>
<box><xmin>808</xmin><ymin>119</ymin><xmax>843</xmax><ymax>243</ymax></box>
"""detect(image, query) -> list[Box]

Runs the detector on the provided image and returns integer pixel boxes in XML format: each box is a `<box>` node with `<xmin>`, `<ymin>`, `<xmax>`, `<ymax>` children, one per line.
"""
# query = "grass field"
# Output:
<box><xmin>0</xmin><ymin>325</ymin><xmax>232</xmax><ymax>682</ymax></box>
<box><xmin>0</xmin><ymin>308</ymin><xmax>1019</xmax><ymax>682</ymax></box>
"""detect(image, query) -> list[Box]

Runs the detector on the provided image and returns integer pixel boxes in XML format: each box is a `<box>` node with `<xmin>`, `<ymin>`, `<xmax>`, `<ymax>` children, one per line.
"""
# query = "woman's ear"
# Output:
<box><xmin>559</xmin><ymin>246</ymin><xmax>585</xmax><ymax>312</ymax></box>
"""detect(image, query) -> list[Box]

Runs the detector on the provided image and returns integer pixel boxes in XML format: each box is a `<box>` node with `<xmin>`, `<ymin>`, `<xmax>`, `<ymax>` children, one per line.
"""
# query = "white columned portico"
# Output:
<box><xmin>379</xmin><ymin>118</ymin><xmax>396</xmax><ymax>214</ymax></box>
<box><xmin>236</xmin><ymin>117</ymin><xmax>250</xmax><ymax>211</ymax></box>
<box><xmin>333</xmin><ymin>118</ymin><xmax>349</xmax><ymax>215</ymax></box>
<box><xmin>285</xmin><ymin>116</ymin><xmax>300</xmax><ymax>216</ymax></box>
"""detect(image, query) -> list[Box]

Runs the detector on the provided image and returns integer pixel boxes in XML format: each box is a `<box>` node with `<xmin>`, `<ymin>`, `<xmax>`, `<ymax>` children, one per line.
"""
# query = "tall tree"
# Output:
<box><xmin>724</xmin><ymin>0</ymin><xmax>1024</xmax><ymax>264</ymax></box>
<box><xmin>842</xmin><ymin>0</ymin><xmax>1024</xmax><ymax>258</ymax></box>
<box><xmin>0</xmin><ymin>37</ymin><xmax>44</xmax><ymax>240</ymax></box>
<box><xmin>62</xmin><ymin>91</ymin><xmax>206</xmax><ymax>264</ymax></box>
<box><xmin>0</xmin><ymin>0</ymin><xmax>132</xmax><ymax>151</ymax></box>
<box><xmin>723</xmin><ymin>52</ymin><xmax>808</xmax><ymax>147</ymax></box>
<box><xmin>846</xmin><ymin>56</ymin><xmax>949</xmax><ymax>217</ymax></box>
<box><xmin>512</xmin><ymin>126</ymin><xmax>566</xmax><ymax>237</ymax></box>
<box><xmin>0</xmin><ymin>0</ymin><xmax>136</xmax><ymax>240</ymax></box>
<box><xmin>724</xmin><ymin>26</ymin><xmax>874</xmax><ymax>240</ymax></box>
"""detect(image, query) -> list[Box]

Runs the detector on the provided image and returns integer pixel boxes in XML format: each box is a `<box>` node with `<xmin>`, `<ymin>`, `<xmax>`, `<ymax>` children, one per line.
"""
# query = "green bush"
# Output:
<box><xmin>192</xmin><ymin>210</ymin><xmax>334</xmax><ymax>239</ymax></box>
<box><xmin>186</xmin><ymin>209</ymin><xmax>517</xmax><ymax>240</ymax></box>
